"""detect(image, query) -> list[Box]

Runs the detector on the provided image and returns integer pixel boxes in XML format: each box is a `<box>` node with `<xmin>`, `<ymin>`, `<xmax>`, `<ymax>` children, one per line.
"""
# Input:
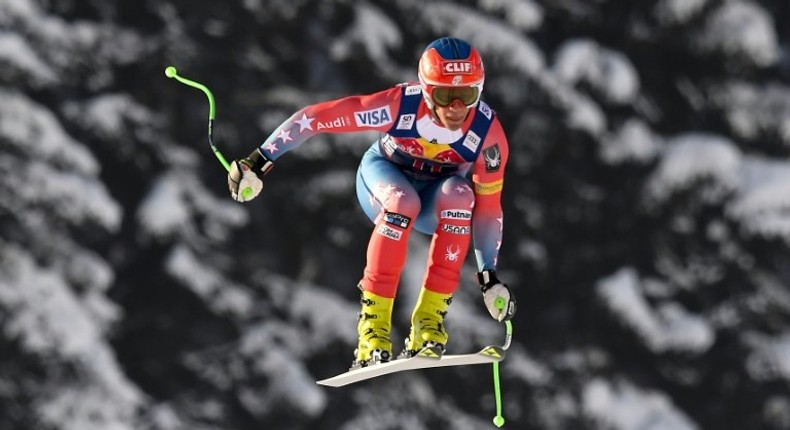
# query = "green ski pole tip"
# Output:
<box><xmin>495</xmin><ymin>297</ymin><xmax>506</xmax><ymax>309</ymax></box>
<box><xmin>242</xmin><ymin>187</ymin><xmax>253</xmax><ymax>199</ymax></box>
<box><xmin>493</xmin><ymin>416</ymin><xmax>505</xmax><ymax>427</ymax></box>
<box><xmin>165</xmin><ymin>66</ymin><xmax>177</xmax><ymax>78</ymax></box>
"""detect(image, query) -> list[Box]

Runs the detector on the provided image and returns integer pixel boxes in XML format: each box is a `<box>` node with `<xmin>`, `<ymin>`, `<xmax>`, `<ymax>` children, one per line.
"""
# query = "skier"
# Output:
<box><xmin>228</xmin><ymin>37</ymin><xmax>516</xmax><ymax>368</ymax></box>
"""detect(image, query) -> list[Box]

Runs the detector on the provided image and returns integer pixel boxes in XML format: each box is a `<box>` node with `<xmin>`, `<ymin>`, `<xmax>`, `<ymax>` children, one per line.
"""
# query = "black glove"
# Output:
<box><xmin>228</xmin><ymin>148</ymin><xmax>273</xmax><ymax>202</ymax></box>
<box><xmin>477</xmin><ymin>270</ymin><xmax>516</xmax><ymax>322</ymax></box>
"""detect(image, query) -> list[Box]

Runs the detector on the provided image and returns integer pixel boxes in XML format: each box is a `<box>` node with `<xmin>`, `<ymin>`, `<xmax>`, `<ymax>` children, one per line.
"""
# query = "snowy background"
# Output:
<box><xmin>2</xmin><ymin>0</ymin><xmax>790</xmax><ymax>429</ymax></box>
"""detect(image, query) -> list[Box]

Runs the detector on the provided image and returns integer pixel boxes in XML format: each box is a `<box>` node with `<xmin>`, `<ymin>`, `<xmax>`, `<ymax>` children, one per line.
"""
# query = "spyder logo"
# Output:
<box><xmin>445</xmin><ymin>244</ymin><xmax>461</xmax><ymax>262</ymax></box>
<box><xmin>483</xmin><ymin>144</ymin><xmax>501</xmax><ymax>172</ymax></box>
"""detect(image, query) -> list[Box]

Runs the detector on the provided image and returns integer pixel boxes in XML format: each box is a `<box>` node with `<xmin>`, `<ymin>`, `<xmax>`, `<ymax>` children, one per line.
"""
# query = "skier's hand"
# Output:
<box><xmin>228</xmin><ymin>148</ymin><xmax>273</xmax><ymax>202</ymax></box>
<box><xmin>478</xmin><ymin>270</ymin><xmax>516</xmax><ymax>322</ymax></box>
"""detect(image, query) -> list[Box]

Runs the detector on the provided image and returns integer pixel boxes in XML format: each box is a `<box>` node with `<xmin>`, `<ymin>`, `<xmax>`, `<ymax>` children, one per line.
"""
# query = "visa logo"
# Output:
<box><xmin>354</xmin><ymin>106</ymin><xmax>392</xmax><ymax>127</ymax></box>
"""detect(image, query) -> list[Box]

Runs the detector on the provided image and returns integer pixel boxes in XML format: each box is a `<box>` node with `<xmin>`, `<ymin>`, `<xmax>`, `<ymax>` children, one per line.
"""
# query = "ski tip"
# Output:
<box><xmin>316</xmin><ymin>378</ymin><xmax>343</xmax><ymax>388</ymax></box>
<box><xmin>480</xmin><ymin>346</ymin><xmax>506</xmax><ymax>361</ymax></box>
<box><xmin>416</xmin><ymin>345</ymin><xmax>444</xmax><ymax>359</ymax></box>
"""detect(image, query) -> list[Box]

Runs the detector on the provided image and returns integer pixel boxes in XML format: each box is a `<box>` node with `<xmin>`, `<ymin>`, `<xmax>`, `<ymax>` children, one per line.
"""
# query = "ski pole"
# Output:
<box><xmin>492</xmin><ymin>298</ymin><xmax>513</xmax><ymax>427</ymax></box>
<box><xmin>164</xmin><ymin>66</ymin><xmax>231</xmax><ymax>172</ymax></box>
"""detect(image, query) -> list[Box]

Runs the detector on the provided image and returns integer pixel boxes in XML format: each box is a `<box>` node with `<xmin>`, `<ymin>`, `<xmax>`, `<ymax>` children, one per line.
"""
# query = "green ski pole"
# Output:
<box><xmin>164</xmin><ymin>66</ymin><xmax>231</xmax><ymax>172</ymax></box>
<box><xmin>492</xmin><ymin>298</ymin><xmax>514</xmax><ymax>427</ymax></box>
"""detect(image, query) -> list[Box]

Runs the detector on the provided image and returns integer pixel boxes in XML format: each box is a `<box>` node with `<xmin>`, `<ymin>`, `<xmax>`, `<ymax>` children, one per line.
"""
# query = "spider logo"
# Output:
<box><xmin>484</xmin><ymin>146</ymin><xmax>500</xmax><ymax>169</ymax></box>
<box><xmin>445</xmin><ymin>244</ymin><xmax>461</xmax><ymax>262</ymax></box>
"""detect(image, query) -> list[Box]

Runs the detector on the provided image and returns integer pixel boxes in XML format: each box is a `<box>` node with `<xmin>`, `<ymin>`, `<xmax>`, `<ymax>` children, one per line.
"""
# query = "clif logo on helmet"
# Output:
<box><xmin>442</xmin><ymin>61</ymin><xmax>473</xmax><ymax>75</ymax></box>
<box><xmin>418</xmin><ymin>37</ymin><xmax>485</xmax><ymax>108</ymax></box>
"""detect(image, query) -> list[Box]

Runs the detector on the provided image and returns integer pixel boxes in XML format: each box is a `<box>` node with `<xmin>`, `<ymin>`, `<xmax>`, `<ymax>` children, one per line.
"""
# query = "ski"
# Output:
<box><xmin>316</xmin><ymin>345</ymin><xmax>505</xmax><ymax>387</ymax></box>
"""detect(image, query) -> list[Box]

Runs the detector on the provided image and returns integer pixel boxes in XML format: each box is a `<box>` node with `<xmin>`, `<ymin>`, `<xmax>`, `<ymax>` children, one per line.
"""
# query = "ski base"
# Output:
<box><xmin>317</xmin><ymin>345</ymin><xmax>505</xmax><ymax>387</ymax></box>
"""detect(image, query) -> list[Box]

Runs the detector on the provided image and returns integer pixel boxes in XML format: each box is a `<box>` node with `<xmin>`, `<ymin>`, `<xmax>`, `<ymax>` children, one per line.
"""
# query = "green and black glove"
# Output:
<box><xmin>478</xmin><ymin>270</ymin><xmax>517</xmax><ymax>322</ymax></box>
<box><xmin>228</xmin><ymin>148</ymin><xmax>273</xmax><ymax>202</ymax></box>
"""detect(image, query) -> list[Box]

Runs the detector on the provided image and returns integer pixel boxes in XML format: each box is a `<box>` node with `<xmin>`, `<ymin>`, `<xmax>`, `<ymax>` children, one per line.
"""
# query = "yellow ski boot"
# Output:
<box><xmin>401</xmin><ymin>287</ymin><xmax>452</xmax><ymax>358</ymax></box>
<box><xmin>352</xmin><ymin>289</ymin><xmax>394</xmax><ymax>368</ymax></box>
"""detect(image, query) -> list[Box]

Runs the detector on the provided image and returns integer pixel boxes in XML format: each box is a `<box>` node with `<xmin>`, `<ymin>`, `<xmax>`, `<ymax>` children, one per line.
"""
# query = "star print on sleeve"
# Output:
<box><xmin>294</xmin><ymin>113</ymin><xmax>314</xmax><ymax>133</ymax></box>
<box><xmin>455</xmin><ymin>184</ymin><xmax>473</xmax><ymax>194</ymax></box>
<box><xmin>372</xmin><ymin>183</ymin><xmax>406</xmax><ymax>207</ymax></box>
<box><xmin>262</xmin><ymin>141</ymin><xmax>279</xmax><ymax>153</ymax></box>
<box><xmin>276</xmin><ymin>128</ymin><xmax>293</xmax><ymax>144</ymax></box>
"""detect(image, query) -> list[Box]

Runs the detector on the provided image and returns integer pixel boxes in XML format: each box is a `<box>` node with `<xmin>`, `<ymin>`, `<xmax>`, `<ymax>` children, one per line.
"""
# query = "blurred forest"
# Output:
<box><xmin>2</xmin><ymin>0</ymin><xmax>790</xmax><ymax>429</ymax></box>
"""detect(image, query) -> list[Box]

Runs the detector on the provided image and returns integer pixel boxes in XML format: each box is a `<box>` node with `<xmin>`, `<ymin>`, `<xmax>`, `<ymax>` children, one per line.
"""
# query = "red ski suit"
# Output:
<box><xmin>258</xmin><ymin>83</ymin><xmax>508</xmax><ymax>298</ymax></box>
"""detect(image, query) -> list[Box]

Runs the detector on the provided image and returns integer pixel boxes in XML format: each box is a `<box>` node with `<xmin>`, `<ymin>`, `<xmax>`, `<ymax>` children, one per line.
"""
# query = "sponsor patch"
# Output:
<box><xmin>441</xmin><ymin>210</ymin><xmax>472</xmax><ymax>220</ymax></box>
<box><xmin>478</xmin><ymin>101</ymin><xmax>492</xmax><ymax>120</ymax></box>
<box><xmin>354</xmin><ymin>106</ymin><xmax>393</xmax><ymax>127</ymax></box>
<box><xmin>317</xmin><ymin>116</ymin><xmax>350</xmax><ymax>130</ymax></box>
<box><xmin>380</xmin><ymin>134</ymin><xmax>397</xmax><ymax>156</ymax></box>
<box><xmin>483</xmin><ymin>144</ymin><xmax>501</xmax><ymax>172</ymax></box>
<box><xmin>462</xmin><ymin>130</ymin><xmax>481</xmax><ymax>152</ymax></box>
<box><xmin>441</xmin><ymin>224</ymin><xmax>471</xmax><ymax>235</ymax></box>
<box><xmin>376</xmin><ymin>224</ymin><xmax>403</xmax><ymax>240</ymax></box>
<box><xmin>442</xmin><ymin>61</ymin><xmax>472</xmax><ymax>74</ymax></box>
<box><xmin>474</xmin><ymin>179</ymin><xmax>503</xmax><ymax>195</ymax></box>
<box><xmin>396</xmin><ymin>114</ymin><xmax>415</xmax><ymax>130</ymax></box>
<box><xmin>445</xmin><ymin>244</ymin><xmax>462</xmax><ymax>262</ymax></box>
<box><xmin>384</xmin><ymin>212</ymin><xmax>411</xmax><ymax>228</ymax></box>
<box><xmin>405</xmin><ymin>85</ymin><xmax>422</xmax><ymax>96</ymax></box>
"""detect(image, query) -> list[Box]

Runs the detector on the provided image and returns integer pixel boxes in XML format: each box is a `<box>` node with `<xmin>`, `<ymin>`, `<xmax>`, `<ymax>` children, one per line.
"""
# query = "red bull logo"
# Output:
<box><xmin>397</xmin><ymin>138</ymin><xmax>425</xmax><ymax>157</ymax></box>
<box><xmin>434</xmin><ymin>149</ymin><xmax>464</xmax><ymax>164</ymax></box>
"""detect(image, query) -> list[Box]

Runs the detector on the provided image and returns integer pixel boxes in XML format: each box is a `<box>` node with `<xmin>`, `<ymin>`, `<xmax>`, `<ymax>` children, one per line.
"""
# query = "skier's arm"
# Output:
<box><xmin>471</xmin><ymin>118</ymin><xmax>508</xmax><ymax>272</ymax></box>
<box><xmin>472</xmin><ymin>118</ymin><xmax>516</xmax><ymax>322</ymax></box>
<box><xmin>229</xmin><ymin>87</ymin><xmax>402</xmax><ymax>201</ymax></box>
<box><xmin>259</xmin><ymin>87</ymin><xmax>402</xmax><ymax>161</ymax></box>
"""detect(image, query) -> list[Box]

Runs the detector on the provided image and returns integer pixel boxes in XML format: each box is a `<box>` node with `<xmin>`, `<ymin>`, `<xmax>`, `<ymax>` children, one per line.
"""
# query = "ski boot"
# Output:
<box><xmin>352</xmin><ymin>288</ymin><xmax>394</xmax><ymax>368</ymax></box>
<box><xmin>400</xmin><ymin>287</ymin><xmax>452</xmax><ymax>358</ymax></box>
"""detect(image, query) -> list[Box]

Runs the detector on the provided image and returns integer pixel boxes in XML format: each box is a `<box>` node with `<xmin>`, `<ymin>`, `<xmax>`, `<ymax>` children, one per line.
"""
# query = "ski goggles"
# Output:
<box><xmin>426</xmin><ymin>85</ymin><xmax>481</xmax><ymax>107</ymax></box>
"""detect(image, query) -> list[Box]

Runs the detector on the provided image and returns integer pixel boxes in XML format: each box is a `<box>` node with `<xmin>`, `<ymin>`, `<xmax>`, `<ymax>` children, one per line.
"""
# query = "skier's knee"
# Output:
<box><xmin>438</xmin><ymin>178</ymin><xmax>475</xmax><ymax>212</ymax></box>
<box><xmin>383</xmin><ymin>192</ymin><xmax>421</xmax><ymax>221</ymax></box>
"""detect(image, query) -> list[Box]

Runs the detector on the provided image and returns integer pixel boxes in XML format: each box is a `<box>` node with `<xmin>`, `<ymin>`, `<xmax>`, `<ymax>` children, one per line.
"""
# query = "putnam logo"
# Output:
<box><xmin>442</xmin><ymin>61</ymin><xmax>472</xmax><ymax>74</ymax></box>
<box><xmin>441</xmin><ymin>210</ymin><xmax>472</xmax><ymax>220</ymax></box>
<box><xmin>354</xmin><ymin>106</ymin><xmax>393</xmax><ymax>128</ymax></box>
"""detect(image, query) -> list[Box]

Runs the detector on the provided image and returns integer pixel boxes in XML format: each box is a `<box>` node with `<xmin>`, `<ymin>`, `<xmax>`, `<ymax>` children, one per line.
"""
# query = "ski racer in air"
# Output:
<box><xmin>228</xmin><ymin>36</ymin><xmax>517</xmax><ymax>368</ymax></box>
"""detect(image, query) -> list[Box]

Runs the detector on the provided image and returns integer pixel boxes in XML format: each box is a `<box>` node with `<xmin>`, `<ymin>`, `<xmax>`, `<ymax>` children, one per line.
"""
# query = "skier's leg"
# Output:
<box><xmin>355</xmin><ymin>150</ymin><xmax>421</xmax><ymax>298</ymax></box>
<box><xmin>419</xmin><ymin>176</ymin><xmax>475</xmax><ymax>294</ymax></box>
<box><xmin>353</xmin><ymin>149</ymin><xmax>420</xmax><ymax>365</ymax></box>
<box><xmin>403</xmin><ymin>176</ymin><xmax>475</xmax><ymax>356</ymax></box>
